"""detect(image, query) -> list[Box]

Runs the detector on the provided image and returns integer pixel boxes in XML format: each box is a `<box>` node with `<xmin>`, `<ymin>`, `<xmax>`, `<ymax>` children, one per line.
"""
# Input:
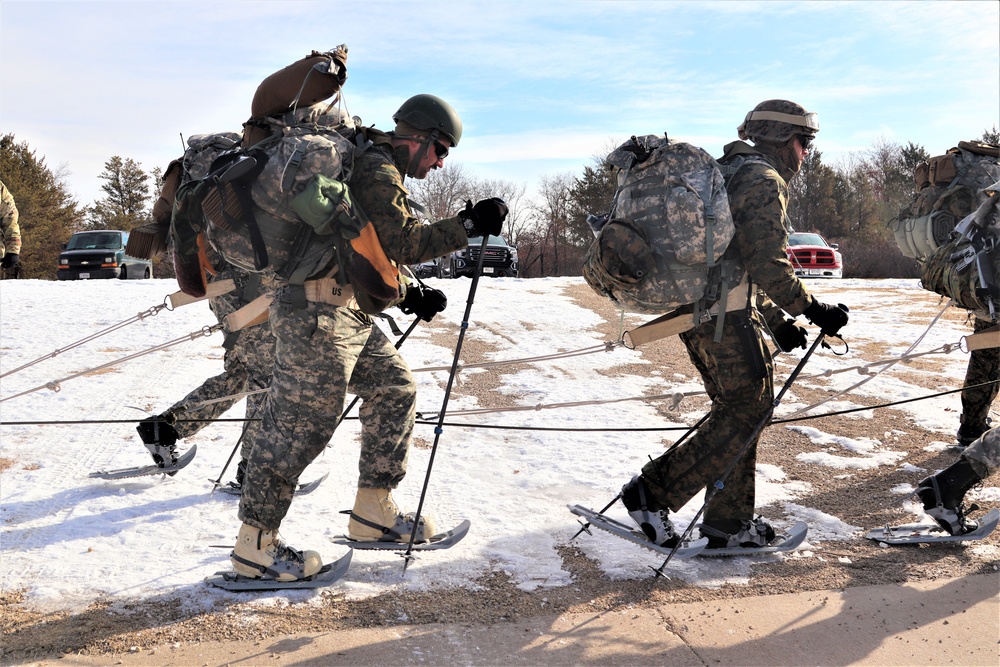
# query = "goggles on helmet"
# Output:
<box><xmin>743</xmin><ymin>110</ymin><xmax>820</xmax><ymax>133</ymax></box>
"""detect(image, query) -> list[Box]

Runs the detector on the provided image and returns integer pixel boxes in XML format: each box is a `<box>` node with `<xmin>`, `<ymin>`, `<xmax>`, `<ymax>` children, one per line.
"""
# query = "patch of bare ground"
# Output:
<box><xmin>3</xmin><ymin>281</ymin><xmax>997</xmax><ymax>663</ymax></box>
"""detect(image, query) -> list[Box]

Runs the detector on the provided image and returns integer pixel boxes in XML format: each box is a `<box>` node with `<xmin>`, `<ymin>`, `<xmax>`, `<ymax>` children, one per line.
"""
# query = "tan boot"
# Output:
<box><xmin>347</xmin><ymin>488</ymin><xmax>438</xmax><ymax>543</ymax></box>
<box><xmin>230</xmin><ymin>523</ymin><xmax>323</xmax><ymax>581</ymax></box>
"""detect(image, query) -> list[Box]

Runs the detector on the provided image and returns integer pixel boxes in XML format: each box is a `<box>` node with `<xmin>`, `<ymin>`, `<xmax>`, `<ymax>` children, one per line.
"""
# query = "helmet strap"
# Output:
<box><xmin>398</xmin><ymin>129</ymin><xmax>440</xmax><ymax>178</ymax></box>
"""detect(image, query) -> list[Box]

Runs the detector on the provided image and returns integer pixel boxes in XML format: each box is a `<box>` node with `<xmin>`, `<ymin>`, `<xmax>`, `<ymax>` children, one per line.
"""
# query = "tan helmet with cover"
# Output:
<box><xmin>738</xmin><ymin>99</ymin><xmax>819</xmax><ymax>145</ymax></box>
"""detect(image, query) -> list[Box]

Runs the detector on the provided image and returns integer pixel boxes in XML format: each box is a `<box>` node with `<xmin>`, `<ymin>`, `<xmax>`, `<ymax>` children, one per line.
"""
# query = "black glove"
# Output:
<box><xmin>459</xmin><ymin>197</ymin><xmax>508</xmax><ymax>237</ymax></box>
<box><xmin>399</xmin><ymin>282</ymin><xmax>448</xmax><ymax>321</ymax></box>
<box><xmin>773</xmin><ymin>321</ymin><xmax>808</xmax><ymax>352</ymax></box>
<box><xmin>803</xmin><ymin>300</ymin><xmax>850</xmax><ymax>337</ymax></box>
<box><xmin>0</xmin><ymin>253</ymin><xmax>19</xmax><ymax>268</ymax></box>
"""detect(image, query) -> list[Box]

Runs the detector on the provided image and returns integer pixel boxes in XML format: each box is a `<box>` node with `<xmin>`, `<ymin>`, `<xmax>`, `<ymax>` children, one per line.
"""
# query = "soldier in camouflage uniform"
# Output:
<box><xmin>232</xmin><ymin>94</ymin><xmax>507</xmax><ymax>581</ymax></box>
<box><xmin>917</xmin><ymin>426</ymin><xmax>1000</xmax><ymax>535</ymax></box>
<box><xmin>1</xmin><ymin>179</ymin><xmax>22</xmax><ymax>278</ymax></box>
<box><xmin>135</xmin><ymin>265</ymin><xmax>274</xmax><ymax>482</ymax></box>
<box><xmin>621</xmin><ymin>100</ymin><xmax>850</xmax><ymax>550</ymax></box>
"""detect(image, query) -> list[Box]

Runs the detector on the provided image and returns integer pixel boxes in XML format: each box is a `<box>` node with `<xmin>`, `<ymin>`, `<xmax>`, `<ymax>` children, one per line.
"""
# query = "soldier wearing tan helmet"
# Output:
<box><xmin>621</xmin><ymin>100</ymin><xmax>850</xmax><ymax>551</ymax></box>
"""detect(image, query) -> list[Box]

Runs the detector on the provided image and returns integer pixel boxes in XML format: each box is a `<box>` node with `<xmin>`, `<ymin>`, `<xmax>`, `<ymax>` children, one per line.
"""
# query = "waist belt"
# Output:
<box><xmin>623</xmin><ymin>278</ymin><xmax>751</xmax><ymax>349</ymax></box>
<box><xmin>964</xmin><ymin>324</ymin><xmax>999</xmax><ymax>352</ymax></box>
<box><xmin>224</xmin><ymin>277</ymin><xmax>357</xmax><ymax>333</ymax></box>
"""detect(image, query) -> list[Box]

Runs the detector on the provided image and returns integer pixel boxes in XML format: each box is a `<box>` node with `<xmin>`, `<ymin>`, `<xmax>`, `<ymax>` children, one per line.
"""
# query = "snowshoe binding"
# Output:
<box><xmin>915</xmin><ymin>457</ymin><xmax>983</xmax><ymax>536</ymax></box>
<box><xmin>700</xmin><ymin>516</ymin><xmax>777</xmax><ymax>549</ymax></box>
<box><xmin>136</xmin><ymin>415</ymin><xmax>181</xmax><ymax>474</ymax></box>
<box><xmin>346</xmin><ymin>488</ymin><xmax>437</xmax><ymax>544</ymax></box>
<box><xmin>620</xmin><ymin>475</ymin><xmax>679</xmax><ymax>548</ymax></box>
<box><xmin>230</xmin><ymin>523</ymin><xmax>323</xmax><ymax>582</ymax></box>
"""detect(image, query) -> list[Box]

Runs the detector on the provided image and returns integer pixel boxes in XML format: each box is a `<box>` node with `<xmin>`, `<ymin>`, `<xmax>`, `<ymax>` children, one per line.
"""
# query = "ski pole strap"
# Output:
<box><xmin>623</xmin><ymin>278</ymin><xmax>750</xmax><ymax>348</ymax></box>
<box><xmin>964</xmin><ymin>325</ymin><xmax>999</xmax><ymax>351</ymax></box>
<box><xmin>167</xmin><ymin>278</ymin><xmax>237</xmax><ymax>309</ymax></box>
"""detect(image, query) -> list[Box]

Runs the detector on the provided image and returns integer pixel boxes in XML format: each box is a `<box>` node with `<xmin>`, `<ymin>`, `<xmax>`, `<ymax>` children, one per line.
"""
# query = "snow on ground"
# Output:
<box><xmin>0</xmin><ymin>277</ymin><xmax>995</xmax><ymax>612</ymax></box>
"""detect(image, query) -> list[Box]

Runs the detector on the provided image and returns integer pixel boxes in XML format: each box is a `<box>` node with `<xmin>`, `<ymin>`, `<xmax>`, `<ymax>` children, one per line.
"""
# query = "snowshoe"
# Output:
<box><xmin>346</xmin><ymin>488</ymin><xmax>437</xmax><ymax>544</ymax></box>
<box><xmin>915</xmin><ymin>457</ymin><xmax>983</xmax><ymax>536</ymax></box>
<box><xmin>230</xmin><ymin>523</ymin><xmax>323</xmax><ymax>582</ymax></box>
<box><xmin>136</xmin><ymin>415</ymin><xmax>181</xmax><ymax>473</ymax></box>
<box><xmin>620</xmin><ymin>475</ymin><xmax>678</xmax><ymax>547</ymax></box>
<box><xmin>700</xmin><ymin>516</ymin><xmax>777</xmax><ymax>549</ymax></box>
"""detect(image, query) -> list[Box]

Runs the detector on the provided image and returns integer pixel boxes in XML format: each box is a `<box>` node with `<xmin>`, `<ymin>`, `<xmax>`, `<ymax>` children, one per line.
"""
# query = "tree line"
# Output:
<box><xmin>2</xmin><ymin>127</ymin><xmax>997</xmax><ymax>281</ymax></box>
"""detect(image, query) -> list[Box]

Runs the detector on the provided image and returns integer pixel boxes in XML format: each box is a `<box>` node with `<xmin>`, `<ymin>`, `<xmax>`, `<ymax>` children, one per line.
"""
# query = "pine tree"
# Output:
<box><xmin>0</xmin><ymin>133</ymin><xmax>85</xmax><ymax>279</ymax></box>
<box><xmin>85</xmin><ymin>156</ymin><xmax>152</xmax><ymax>231</ymax></box>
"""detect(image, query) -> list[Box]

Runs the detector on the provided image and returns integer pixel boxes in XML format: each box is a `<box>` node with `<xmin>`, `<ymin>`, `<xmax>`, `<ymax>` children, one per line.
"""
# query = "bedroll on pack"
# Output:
<box><xmin>243</xmin><ymin>46</ymin><xmax>349</xmax><ymax>149</ymax></box>
<box><xmin>920</xmin><ymin>190</ymin><xmax>1000</xmax><ymax>320</ymax></box>
<box><xmin>583</xmin><ymin>134</ymin><xmax>738</xmax><ymax>316</ymax></box>
<box><xmin>891</xmin><ymin>141</ymin><xmax>1000</xmax><ymax>263</ymax></box>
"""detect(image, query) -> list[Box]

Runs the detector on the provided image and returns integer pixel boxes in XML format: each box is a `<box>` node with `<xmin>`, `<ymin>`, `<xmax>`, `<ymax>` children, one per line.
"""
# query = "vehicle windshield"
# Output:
<box><xmin>67</xmin><ymin>231</ymin><xmax>123</xmax><ymax>250</ymax></box>
<box><xmin>788</xmin><ymin>233</ymin><xmax>828</xmax><ymax>247</ymax></box>
<box><xmin>467</xmin><ymin>235</ymin><xmax>509</xmax><ymax>246</ymax></box>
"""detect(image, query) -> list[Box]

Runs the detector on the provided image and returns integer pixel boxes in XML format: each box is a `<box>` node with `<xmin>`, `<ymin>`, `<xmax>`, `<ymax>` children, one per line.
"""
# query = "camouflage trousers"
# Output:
<box><xmin>960</xmin><ymin>316</ymin><xmax>999</xmax><ymax>432</ymax></box>
<box><xmin>641</xmin><ymin>311</ymin><xmax>774</xmax><ymax>524</ymax></box>
<box><xmin>166</xmin><ymin>269</ymin><xmax>274</xmax><ymax>460</ymax></box>
<box><xmin>239</xmin><ymin>299</ymin><xmax>416</xmax><ymax>530</ymax></box>
<box><xmin>963</xmin><ymin>426</ymin><xmax>1000</xmax><ymax>480</ymax></box>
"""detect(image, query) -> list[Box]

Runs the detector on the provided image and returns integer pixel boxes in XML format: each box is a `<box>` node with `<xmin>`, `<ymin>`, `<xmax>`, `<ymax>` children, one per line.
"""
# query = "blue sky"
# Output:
<box><xmin>1</xmin><ymin>1</ymin><xmax>998</xmax><ymax>209</ymax></box>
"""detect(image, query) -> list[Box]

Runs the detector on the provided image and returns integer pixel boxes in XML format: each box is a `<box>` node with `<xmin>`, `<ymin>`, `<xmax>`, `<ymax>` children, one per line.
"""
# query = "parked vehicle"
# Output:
<box><xmin>786</xmin><ymin>232</ymin><xmax>843</xmax><ymax>279</ymax></box>
<box><xmin>57</xmin><ymin>230</ymin><xmax>153</xmax><ymax>280</ymax></box>
<box><xmin>445</xmin><ymin>235</ymin><xmax>519</xmax><ymax>279</ymax></box>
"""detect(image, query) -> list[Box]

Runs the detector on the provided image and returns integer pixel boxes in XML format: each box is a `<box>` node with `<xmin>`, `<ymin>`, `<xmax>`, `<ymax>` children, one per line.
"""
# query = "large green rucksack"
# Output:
<box><xmin>582</xmin><ymin>134</ymin><xmax>745</xmax><ymax>329</ymax></box>
<box><xmin>890</xmin><ymin>141</ymin><xmax>1000</xmax><ymax>263</ymax></box>
<box><xmin>920</xmin><ymin>186</ymin><xmax>1000</xmax><ymax>320</ymax></box>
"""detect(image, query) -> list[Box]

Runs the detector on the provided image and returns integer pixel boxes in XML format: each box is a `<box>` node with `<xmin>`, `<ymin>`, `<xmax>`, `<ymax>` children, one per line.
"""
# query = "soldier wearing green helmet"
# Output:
<box><xmin>233</xmin><ymin>92</ymin><xmax>509</xmax><ymax>582</ymax></box>
<box><xmin>621</xmin><ymin>99</ymin><xmax>851</xmax><ymax>552</ymax></box>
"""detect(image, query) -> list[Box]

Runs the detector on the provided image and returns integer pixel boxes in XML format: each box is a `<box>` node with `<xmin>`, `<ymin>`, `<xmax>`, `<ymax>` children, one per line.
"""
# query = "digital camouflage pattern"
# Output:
<box><xmin>920</xmin><ymin>189</ymin><xmax>999</xmax><ymax>317</ymax></box>
<box><xmin>238</xmin><ymin>300</ymin><xmax>416</xmax><ymax>529</ymax></box>
<box><xmin>961</xmin><ymin>316</ymin><xmax>999</xmax><ymax>437</ymax></box>
<box><xmin>639</xmin><ymin>141</ymin><xmax>821</xmax><ymax>523</ymax></box>
<box><xmin>0</xmin><ymin>179</ymin><xmax>21</xmax><ymax>258</ymax></box>
<box><xmin>205</xmin><ymin>107</ymin><xmax>357</xmax><ymax>279</ymax></box>
<box><xmin>892</xmin><ymin>142</ymin><xmax>1000</xmax><ymax>262</ymax></box>
<box><xmin>964</xmin><ymin>426</ymin><xmax>1000</xmax><ymax>479</ymax></box>
<box><xmin>641</xmin><ymin>310</ymin><xmax>774</xmax><ymax>522</ymax></box>
<box><xmin>736</xmin><ymin>99</ymin><xmax>819</xmax><ymax>145</ymax></box>
<box><xmin>583</xmin><ymin>136</ymin><xmax>736</xmax><ymax>314</ymax></box>
<box><xmin>163</xmin><ymin>267</ymin><xmax>275</xmax><ymax>462</ymax></box>
<box><xmin>239</xmin><ymin>130</ymin><xmax>468</xmax><ymax>532</ymax></box>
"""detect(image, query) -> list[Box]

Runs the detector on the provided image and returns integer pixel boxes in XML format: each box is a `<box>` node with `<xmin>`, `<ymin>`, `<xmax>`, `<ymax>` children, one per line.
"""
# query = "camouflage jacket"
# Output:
<box><xmin>719</xmin><ymin>141</ymin><xmax>814</xmax><ymax>319</ymax></box>
<box><xmin>0</xmin><ymin>180</ymin><xmax>22</xmax><ymax>257</ymax></box>
<box><xmin>348</xmin><ymin>129</ymin><xmax>468</xmax><ymax>267</ymax></box>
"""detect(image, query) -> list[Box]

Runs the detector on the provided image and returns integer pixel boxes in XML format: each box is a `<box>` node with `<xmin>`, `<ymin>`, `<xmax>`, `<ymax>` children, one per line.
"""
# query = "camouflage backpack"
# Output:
<box><xmin>890</xmin><ymin>141</ymin><xmax>1000</xmax><ymax>263</ymax></box>
<box><xmin>920</xmin><ymin>183</ymin><xmax>1000</xmax><ymax>321</ymax></box>
<box><xmin>583</xmin><ymin>134</ymin><xmax>742</xmax><ymax>321</ymax></box>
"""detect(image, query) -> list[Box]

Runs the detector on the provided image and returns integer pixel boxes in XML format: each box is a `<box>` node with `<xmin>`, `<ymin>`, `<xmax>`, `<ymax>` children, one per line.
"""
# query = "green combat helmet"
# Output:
<box><xmin>393</xmin><ymin>94</ymin><xmax>463</xmax><ymax>147</ymax></box>
<box><xmin>737</xmin><ymin>99</ymin><xmax>819</xmax><ymax>145</ymax></box>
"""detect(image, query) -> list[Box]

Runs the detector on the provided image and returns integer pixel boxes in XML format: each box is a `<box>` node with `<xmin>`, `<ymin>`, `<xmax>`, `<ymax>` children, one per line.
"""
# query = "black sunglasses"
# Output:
<box><xmin>798</xmin><ymin>134</ymin><xmax>814</xmax><ymax>150</ymax></box>
<box><xmin>433</xmin><ymin>140</ymin><xmax>450</xmax><ymax>159</ymax></box>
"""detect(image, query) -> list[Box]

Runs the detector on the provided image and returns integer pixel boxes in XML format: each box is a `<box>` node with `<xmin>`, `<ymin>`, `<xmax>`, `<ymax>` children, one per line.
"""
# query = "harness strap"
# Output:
<box><xmin>964</xmin><ymin>324</ymin><xmax>999</xmax><ymax>351</ymax></box>
<box><xmin>623</xmin><ymin>276</ymin><xmax>750</xmax><ymax>348</ymax></box>
<box><xmin>224</xmin><ymin>276</ymin><xmax>357</xmax><ymax>332</ymax></box>
<box><xmin>166</xmin><ymin>278</ymin><xmax>237</xmax><ymax>309</ymax></box>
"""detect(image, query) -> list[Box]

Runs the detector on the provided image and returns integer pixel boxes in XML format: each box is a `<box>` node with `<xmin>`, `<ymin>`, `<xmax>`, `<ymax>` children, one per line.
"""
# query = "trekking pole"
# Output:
<box><xmin>569</xmin><ymin>411</ymin><xmax>711</xmax><ymax>541</ymax></box>
<box><xmin>652</xmin><ymin>328</ymin><xmax>835</xmax><ymax>577</ymax></box>
<box><xmin>402</xmin><ymin>234</ymin><xmax>493</xmax><ymax>573</ymax></box>
<box><xmin>209</xmin><ymin>393</ymin><xmax>266</xmax><ymax>494</ymax></box>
